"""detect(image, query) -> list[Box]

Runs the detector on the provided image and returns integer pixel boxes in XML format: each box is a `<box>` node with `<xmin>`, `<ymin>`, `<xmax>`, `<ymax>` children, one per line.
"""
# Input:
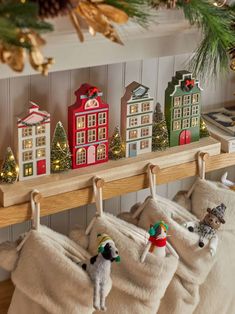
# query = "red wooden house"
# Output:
<box><xmin>68</xmin><ymin>84</ymin><xmax>109</xmax><ymax>169</ymax></box>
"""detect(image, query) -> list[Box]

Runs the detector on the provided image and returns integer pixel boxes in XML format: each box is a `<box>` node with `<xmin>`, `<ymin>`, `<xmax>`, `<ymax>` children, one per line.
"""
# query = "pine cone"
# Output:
<box><xmin>32</xmin><ymin>0</ymin><xmax>76</xmax><ymax>18</ymax></box>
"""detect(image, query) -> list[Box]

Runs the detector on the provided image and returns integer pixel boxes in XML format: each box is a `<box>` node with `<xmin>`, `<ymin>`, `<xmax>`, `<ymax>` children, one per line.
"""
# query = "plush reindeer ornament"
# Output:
<box><xmin>81</xmin><ymin>233</ymin><xmax>120</xmax><ymax>311</ymax></box>
<box><xmin>184</xmin><ymin>203</ymin><xmax>226</xmax><ymax>256</ymax></box>
<box><xmin>141</xmin><ymin>221</ymin><xmax>168</xmax><ymax>263</ymax></box>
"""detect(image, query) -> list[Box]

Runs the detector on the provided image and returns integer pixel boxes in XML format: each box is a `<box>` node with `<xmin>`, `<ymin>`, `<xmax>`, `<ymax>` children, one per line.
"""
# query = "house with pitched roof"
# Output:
<box><xmin>165</xmin><ymin>70</ymin><xmax>202</xmax><ymax>147</ymax></box>
<box><xmin>17</xmin><ymin>102</ymin><xmax>50</xmax><ymax>181</ymax></box>
<box><xmin>121</xmin><ymin>81</ymin><xmax>154</xmax><ymax>157</ymax></box>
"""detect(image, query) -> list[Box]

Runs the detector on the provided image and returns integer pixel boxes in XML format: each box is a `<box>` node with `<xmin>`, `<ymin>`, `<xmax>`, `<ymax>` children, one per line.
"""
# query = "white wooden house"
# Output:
<box><xmin>121</xmin><ymin>82</ymin><xmax>154</xmax><ymax>157</ymax></box>
<box><xmin>17</xmin><ymin>102</ymin><xmax>50</xmax><ymax>181</ymax></box>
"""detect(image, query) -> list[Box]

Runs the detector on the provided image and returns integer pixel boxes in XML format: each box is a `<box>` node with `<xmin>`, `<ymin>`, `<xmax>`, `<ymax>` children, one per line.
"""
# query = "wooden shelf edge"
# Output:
<box><xmin>0</xmin><ymin>138</ymin><xmax>220</xmax><ymax>207</ymax></box>
<box><xmin>1</xmin><ymin>140</ymin><xmax>235</xmax><ymax>228</ymax></box>
<box><xmin>0</xmin><ymin>279</ymin><xmax>14</xmax><ymax>314</ymax></box>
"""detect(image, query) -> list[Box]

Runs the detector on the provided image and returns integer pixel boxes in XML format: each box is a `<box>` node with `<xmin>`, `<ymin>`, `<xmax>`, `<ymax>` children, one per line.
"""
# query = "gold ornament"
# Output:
<box><xmin>0</xmin><ymin>31</ymin><xmax>54</xmax><ymax>75</ymax></box>
<box><xmin>0</xmin><ymin>43</ymin><xmax>25</xmax><ymax>72</ymax></box>
<box><xmin>74</xmin><ymin>1</ymin><xmax>129</xmax><ymax>44</ymax></box>
<box><xmin>24</xmin><ymin>31</ymin><xmax>55</xmax><ymax>76</ymax></box>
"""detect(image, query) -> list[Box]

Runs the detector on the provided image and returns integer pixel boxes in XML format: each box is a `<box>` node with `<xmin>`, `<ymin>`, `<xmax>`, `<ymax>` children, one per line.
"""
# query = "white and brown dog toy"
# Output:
<box><xmin>81</xmin><ymin>233</ymin><xmax>120</xmax><ymax>311</ymax></box>
<box><xmin>184</xmin><ymin>203</ymin><xmax>226</xmax><ymax>256</ymax></box>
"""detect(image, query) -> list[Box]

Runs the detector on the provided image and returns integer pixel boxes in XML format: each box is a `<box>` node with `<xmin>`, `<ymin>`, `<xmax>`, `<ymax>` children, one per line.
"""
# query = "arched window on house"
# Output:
<box><xmin>76</xmin><ymin>148</ymin><xmax>86</xmax><ymax>165</ymax></box>
<box><xmin>97</xmin><ymin>144</ymin><xmax>106</xmax><ymax>161</ymax></box>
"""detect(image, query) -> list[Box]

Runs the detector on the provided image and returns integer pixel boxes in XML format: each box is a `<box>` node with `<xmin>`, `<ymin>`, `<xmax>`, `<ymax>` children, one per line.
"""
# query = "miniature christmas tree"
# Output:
<box><xmin>109</xmin><ymin>126</ymin><xmax>126</xmax><ymax>160</ymax></box>
<box><xmin>0</xmin><ymin>147</ymin><xmax>18</xmax><ymax>184</ymax></box>
<box><xmin>152</xmin><ymin>103</ymin><xmax>169</xmax><ymax>151</ymax></box>
<box><xmin>200</xmin><ymin>118</ymin><xmax>210</xmax><ymax>138</ymax></box>
<box><xmin>51</xmin><ymin>121</ymin><xmax>72</xmax><ymax>172</ymax></box>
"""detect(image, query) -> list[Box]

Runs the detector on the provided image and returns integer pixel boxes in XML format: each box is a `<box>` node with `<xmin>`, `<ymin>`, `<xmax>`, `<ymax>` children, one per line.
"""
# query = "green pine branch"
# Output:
<box><xmin>0</xmin><ymin>1</ymin><xmax>53</xmax><ymax>49</ymax></box>
<box><xmin>105</xmin><ymin>0</ymin><xmax>151</xmax><ymax>26</ymax></box>
<box><xmin>176</xmin><ymin>0</ymin><xmax>235</xmax><ymax>79</ymax></box>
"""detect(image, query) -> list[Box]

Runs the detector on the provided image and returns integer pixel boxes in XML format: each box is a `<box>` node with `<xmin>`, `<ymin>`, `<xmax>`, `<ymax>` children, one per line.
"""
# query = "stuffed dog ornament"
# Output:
<box><xmin>81</xmin><ymin>233</ymin><xmax>120</xmax><ymax>311</ymax></box>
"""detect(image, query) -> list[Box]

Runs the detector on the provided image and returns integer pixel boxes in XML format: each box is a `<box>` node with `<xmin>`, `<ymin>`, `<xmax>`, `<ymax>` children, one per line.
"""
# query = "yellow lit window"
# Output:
<box><xmin>141</xmin><ymin>127</ymin><xmax>149</xmax><ymax>137</ymax></box>
<box><xmin>142</xmin><ymin>102</ymin><xmax>150</xmax><ymax>112</ymax></box>
<box><xmin>192</xmin><ymin>105</ymin><xmax>200</xmax><ymax>116</ymax></box>
<box><xmin>192</xmin><ymin>93</ymin><xmax>200</xmax><ymax>104</ymax></box>
<box><xmin>76</xmin><ymin>131</ymin><xmax>85</xmax><ymax>145</ymax></box>
<box><xmin>98</xmin><ymin>112</ymin><xmax>107</xmax><ymax>125</ymax></box>
<box><xmin>141</xmin><ymin>115</ymin><xmax>150</xmax><ymax>124</ymax></box>
<box><xmin>173</xmin><ymin>120</ymin><xmax>181</xmax><ymax>131</ymax></box>
<box><xmin>140</xmin><ymin>140</ymin><xmax>149</xmax><ymax>149</ymax></box>
<box><xmin>36</xmin><ymin>148</ymin><xmax>46</xmax><ymax>158</ymax></box>
<box><xmin>183</xmin><ymin>95</ymin><xmax>191</xmax><ymax>105</ymax></box>
<box><xmin>88</xmin><ymin>114</ymin><xmax>96</xmax><ymax>127</ymax></box>
<box><xmin>129</xmin><ymin>104</ymin><xmax>138</xmax><ymax>114</ymax></box>
<box><xmin>88</xmin><ymin>129</ymin><xmax>96</xmax><ymax>142</ymax></box>
<box><xmin>36</xmin><ymin>125</ymin><xmax>45</xmax><ymax>135</ymax></box>
<box><xmin>174</xmin><ymin>108</ymin><xmax>181</xmax><ymax>119</ymax></box>
<box><xmin>174</xmin><ymin>96</ymin><xmax>182</xmax><ymax>107</ymax></box>
<box><xmin>98</xmin><ymin>127</ymin><xmax>106</xmax><ymax>140</ymax></box>
<box><xmin>182</xmin><ymin>119</ymin><xmax>190</xmax><ymax>129</ymax></box>
<box><xmin>129</xmin><ymin>117</ymin><xmax>138</xmax><ymax>127</ymax></box>
<box><xmin>36</xmin><ymin>136</ymin><xmax>46</xmax><ymax>147</ymax></box>
<box><xmin>23</xmin><ymin>151</ymin><xmax>33</xmax><ymax>162</ymax></box>
<box><xmin>22</xmin><ymin>127</ymin><xmax>32</xmax><ymax>137</ymax></box>
<box><xmin>76</xmin><ymin>116</ymin><xmax>85</xmax><ymax>129</ymax></box>
<box><xmin>97</xmin><ymin>144</ymin><xmax>106</xmax><ymax>160</ymax></box>
<box><xmin>129</xmin><ymin>130</ymin><xmax>138</xmax><ymax>139</ymax></box>
<box><xmin>183</xmin><ymin>106</ymin><xmax>190</xmax><ymax>117</ymax></box>
<box><xmin>76</xmin><ymin>148</ymin><xmax>86</xmax><ymax>165</ymax></box>
<box><xmin>22</xmin><ymin>139</ymin><xmax>33</xmax><ymax>149</ymax></box>
<box><xmin>191</xmin><ymin>117</ymin><xmax>199</xmax><ymax>127</ymax></box>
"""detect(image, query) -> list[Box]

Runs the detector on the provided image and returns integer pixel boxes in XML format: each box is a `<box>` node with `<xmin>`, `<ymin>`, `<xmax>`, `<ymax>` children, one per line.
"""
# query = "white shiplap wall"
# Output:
<box><xmin>0</xmin><ymin>53</ymin><xmax>235</xmax><ymax>281</ymax></box>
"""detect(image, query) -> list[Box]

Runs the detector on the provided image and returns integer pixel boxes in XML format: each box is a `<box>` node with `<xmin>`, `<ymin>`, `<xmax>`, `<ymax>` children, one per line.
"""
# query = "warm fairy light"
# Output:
<box><xmin>8</xmin><ymin>172</ymin><xmax>13</xmax><ymax>176</ymax></box>
<box><xmin>9</xmin><ymin>154</ymin><xmax>14</xmax><ymax>160</ymax></box>
<box><xmin>16</xmin><ymin>166</ymin><xmax>19</xmax><ymax>172</ymax></box>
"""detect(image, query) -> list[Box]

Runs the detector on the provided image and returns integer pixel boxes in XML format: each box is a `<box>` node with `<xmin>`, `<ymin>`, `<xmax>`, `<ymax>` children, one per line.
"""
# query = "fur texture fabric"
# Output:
<box><xmin>71</xmin><ymin>213</ymin><xmax>178</xmax><ymax>314</ymax></box>
<box><xmin>189</xmin><ymin>179</ymin><xmax>235</xmax><ymax>314</ymax></box>
<box><xmin>8</xmin><ymin>225</ymin><xmax>94</xmax><ymax>314</ymax></box>
<box><xmin>120</xmin><ymin>196</ymin><xmax>215</xmax><ymax>314</ymax></box>
<box><xmin>0</xmin><ymin>241</ymin><xmax>19</xmax><ymax>272</ymax></box>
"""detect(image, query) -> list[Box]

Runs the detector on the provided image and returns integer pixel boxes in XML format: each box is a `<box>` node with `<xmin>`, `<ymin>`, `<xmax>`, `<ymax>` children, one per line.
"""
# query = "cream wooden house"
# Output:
<box><xmin>17</xmin><ymin>102</ymin><xmax>51</xmax><ymax>181</ymax></box>
<box><xmin>121</xmin><ymin>82</ymin><xmax>154</xmax><ymax>157</ymax></box>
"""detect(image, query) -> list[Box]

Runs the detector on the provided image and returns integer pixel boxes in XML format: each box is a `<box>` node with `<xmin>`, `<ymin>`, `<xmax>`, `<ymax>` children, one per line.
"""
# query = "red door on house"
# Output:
<box><xmin>37</xmin><ymin>159</ymin><xmax>46</xmax><ymax>175</ymax></box>
<box><xmin>179</xmin><ymin>130</ymin><xmax>191</xmax><ymax>145</ymax></box>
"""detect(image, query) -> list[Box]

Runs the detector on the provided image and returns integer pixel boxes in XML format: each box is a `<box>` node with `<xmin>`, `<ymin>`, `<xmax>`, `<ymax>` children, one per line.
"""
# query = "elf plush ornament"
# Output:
<box><xmin>81</xmin><ymin>233</ymin><xmax>120</xmax><ymax>312</ymax></box>
<box><xmin>141</xmin><ymin>221</ymin><xmax>168</xmax><ymax>263</ymax></box>
<box><xmin>183</xmin><ymin>203</ymin><xmax>226</xmax><ymax>257</ymax></box>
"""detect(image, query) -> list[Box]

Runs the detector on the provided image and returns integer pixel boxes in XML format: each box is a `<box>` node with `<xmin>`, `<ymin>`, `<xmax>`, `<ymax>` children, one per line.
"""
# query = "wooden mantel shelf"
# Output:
<box><xmin>0</xmin><ymin>137</ymin><xmax>220</xmax><ymax>208</ymax></box>
<box><xmin>0</xmin><ymin>137</ymin><xmax>227</xmax><ymax>228</ymax></box>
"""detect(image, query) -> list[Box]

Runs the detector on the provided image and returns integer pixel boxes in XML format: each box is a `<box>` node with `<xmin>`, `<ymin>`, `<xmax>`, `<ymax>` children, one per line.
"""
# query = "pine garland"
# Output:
<box><xmin>105</xmin><ymin>0</ymin><xmax>150</xmax><ymax>26</ymax></box>
<box><xmin>0</xmin><ymin>1</ymin><xmax>53</xmax><ymax>48</ymax></box>
<box><xmin>176</xmin><ymin>0</ymin><xmax>235</xmax><ymax>79</ymax></box>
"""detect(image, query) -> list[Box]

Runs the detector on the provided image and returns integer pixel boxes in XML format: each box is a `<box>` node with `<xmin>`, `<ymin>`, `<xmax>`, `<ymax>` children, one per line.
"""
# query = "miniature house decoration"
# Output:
<box><xmin>121</xmin><ymin>81</ymin><xmax>154</xmax><ymax>157</ymax></box>
<box><xmin>17</xmin><ymin>102</ymin><xmax>51</xmax><ymax>181</ymax></box>
<box><xmin>165</xmin><ymin>70</ymin><xmax>202</xmax><ymax>147</ymax></box>
<box><xmin>68</xmin><ymin>84</ymin><xmax>109</xmax><ymax>169</ymax></box>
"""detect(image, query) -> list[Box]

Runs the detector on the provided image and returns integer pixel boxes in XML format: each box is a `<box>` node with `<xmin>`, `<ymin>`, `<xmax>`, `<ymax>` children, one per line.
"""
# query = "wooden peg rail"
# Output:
<box><xmin>0</xmin><ymin>137</ymin><xmax>228</xmax><ymax>228</ymax></box>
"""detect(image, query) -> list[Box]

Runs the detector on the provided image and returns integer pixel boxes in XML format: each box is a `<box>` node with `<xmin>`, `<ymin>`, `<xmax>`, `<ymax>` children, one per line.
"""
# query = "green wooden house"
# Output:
<box><xmin>165</xmin><ymin>70</ymin><xmax>202</xmax><ymax>147</ymax></box>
